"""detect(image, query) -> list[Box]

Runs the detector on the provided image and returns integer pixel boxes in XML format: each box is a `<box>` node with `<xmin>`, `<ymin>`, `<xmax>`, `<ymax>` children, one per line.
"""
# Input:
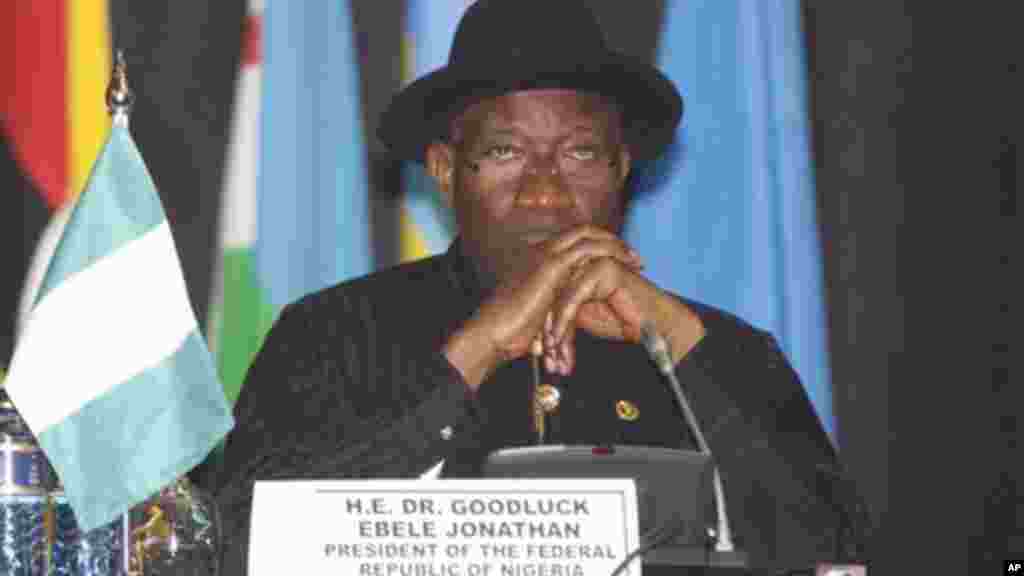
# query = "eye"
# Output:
<box><xmin>484</xmin><ymin>144</ymin><xmax>521</xmax><ymax>161</ymax></box>
<box><xmin>566</xmin><ymin>146</ymin><xmax>599</xmax><ymax>161</ymax></box>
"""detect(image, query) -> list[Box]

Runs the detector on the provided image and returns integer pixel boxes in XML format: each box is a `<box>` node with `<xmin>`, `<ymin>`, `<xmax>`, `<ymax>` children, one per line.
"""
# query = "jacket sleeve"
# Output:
<box><xmin>208</xmin><ymin>293</ymin><xmax>484</xmax><ymax>575</ymax></box>
<box><xmin>669</xmin><ymin>303</ymin><xmax>874</xmax><ymax>570</ymax></box>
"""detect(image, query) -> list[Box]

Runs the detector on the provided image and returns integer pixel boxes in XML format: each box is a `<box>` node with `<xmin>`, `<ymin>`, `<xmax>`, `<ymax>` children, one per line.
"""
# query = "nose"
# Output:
<box><xmin>516</xmin><ymin>156</ymin><xmax>572</xmax><ymax>209</ymax></box>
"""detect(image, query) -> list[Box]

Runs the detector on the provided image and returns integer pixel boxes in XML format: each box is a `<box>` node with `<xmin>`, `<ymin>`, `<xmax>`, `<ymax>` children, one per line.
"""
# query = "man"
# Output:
<box><xmin>211</xmin><ymin>0</ymin><xmax>871</xmax><ymax>573</ymax></box>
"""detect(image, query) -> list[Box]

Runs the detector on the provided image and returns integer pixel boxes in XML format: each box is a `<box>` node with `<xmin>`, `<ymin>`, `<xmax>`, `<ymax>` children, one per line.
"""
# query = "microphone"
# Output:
<box><xmin>640</xmin><ymin>324</ymin><xmax>736</xmax><ymax>553</ymax></box>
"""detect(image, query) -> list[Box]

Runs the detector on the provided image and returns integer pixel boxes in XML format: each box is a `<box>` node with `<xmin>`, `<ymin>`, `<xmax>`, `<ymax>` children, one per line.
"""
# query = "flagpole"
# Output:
<box><xmin>107</xmin><ymin>48</ymin><xmax>137</xmax><ymax>575</ymax></box>
<box><xmin>106</xmin><ymin>50</ymin><xmax>134</xmax><ymax>129</ymax></box>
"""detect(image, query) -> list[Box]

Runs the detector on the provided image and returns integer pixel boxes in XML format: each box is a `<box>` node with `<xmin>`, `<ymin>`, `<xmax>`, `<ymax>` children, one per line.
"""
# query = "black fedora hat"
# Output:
<box><xmin>378</xmin><ymin>0</ymin><xmax>683</xmax><ymax>163</ymax></box>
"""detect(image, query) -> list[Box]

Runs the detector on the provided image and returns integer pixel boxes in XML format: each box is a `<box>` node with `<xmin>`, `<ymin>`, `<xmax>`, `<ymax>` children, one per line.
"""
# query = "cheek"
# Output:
<box><xmin>573</xmin><ymin>184</ymin><xmax>625</xmax><ymax>225</ymax></box>
<box><xmin>457</xmin><ymin>180</ymin><xmax>518</xmax><ymax>224</ymax></box>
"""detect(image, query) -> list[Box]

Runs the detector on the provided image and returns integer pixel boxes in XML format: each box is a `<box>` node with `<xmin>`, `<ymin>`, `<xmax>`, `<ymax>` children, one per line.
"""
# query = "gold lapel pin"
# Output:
<box><xmin>615</xmin><ymin>400</ymin><xmax>640</xmax><ymax>421</ymax></box>
<box><xmin>535</xmin><ymin>384</ymin><xmax>561</xmax><ymax>413</ymax></box>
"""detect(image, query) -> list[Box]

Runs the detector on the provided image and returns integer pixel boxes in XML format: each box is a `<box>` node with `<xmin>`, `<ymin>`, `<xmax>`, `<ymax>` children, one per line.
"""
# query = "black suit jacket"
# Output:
<box><xmin>209</xmin><ymin>240</ymin><xmax>872</xmax><ymax>574</ymax></box>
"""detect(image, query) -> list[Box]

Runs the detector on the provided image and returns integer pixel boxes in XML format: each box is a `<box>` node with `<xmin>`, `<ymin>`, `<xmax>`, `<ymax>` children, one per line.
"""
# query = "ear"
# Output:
<box><xmin>614</xmin><ymin>144</ymin><xmax>632</xmax><ymax>188</ymax></box>
<box><xmin>425</xmin><ymin>142</ymin><xmax>456</xmax><ymax>209</ymax></box>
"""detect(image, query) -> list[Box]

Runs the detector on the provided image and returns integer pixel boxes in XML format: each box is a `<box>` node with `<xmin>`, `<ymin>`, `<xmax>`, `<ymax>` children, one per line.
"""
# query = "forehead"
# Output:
<box><xmin>455</xmin><ymin>89</ymin><xmax>620</xmax><ymax>135</ymax></box>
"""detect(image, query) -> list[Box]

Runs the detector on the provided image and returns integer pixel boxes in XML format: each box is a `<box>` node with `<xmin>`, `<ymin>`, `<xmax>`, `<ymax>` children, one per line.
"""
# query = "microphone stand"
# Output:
<box><xmin>640</xmin><ymin>325</ymin><xmax>735</xmax><ymax>553</ymax></box>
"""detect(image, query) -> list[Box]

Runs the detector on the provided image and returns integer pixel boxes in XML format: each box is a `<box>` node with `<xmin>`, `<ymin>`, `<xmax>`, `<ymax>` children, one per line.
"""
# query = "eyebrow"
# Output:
<box><xmin>478</xmin><ymin>124</ymin><xmax>605</xmax><ymax>138</ymax></box>
<box><xmin>480</xmin><ymin>127</ymin><xmax>521</xmax><ymax>138</ymax></box>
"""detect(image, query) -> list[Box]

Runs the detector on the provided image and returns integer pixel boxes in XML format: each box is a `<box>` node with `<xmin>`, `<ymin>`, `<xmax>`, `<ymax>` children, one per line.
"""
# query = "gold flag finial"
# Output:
<box><xmin>106</xmin><ymin>50</ymin><xmax>134</xmax><ymax>122</ymax></box>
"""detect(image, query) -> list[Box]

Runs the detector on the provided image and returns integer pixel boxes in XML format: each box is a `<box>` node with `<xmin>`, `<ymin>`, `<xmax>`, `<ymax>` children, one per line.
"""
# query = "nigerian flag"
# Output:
<box><xmin>4</xmin><ymin>118</ymin><xmax>234</xmax><ymax>532</ymax></box>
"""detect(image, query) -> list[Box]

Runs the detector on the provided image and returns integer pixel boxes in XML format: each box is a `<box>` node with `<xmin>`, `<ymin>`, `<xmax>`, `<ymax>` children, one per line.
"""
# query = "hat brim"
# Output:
<box><xmin>378</xmin><ymin>53</ymin><xmax>683</xmax><ymax>163</ymax></box>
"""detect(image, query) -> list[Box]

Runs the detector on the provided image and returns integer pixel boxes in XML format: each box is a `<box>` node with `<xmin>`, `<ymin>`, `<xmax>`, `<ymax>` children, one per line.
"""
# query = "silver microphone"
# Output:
<box><xmin>640</xmin><ymin>324</ymin><xmax>735</xmax><ymax>553</ymax></box>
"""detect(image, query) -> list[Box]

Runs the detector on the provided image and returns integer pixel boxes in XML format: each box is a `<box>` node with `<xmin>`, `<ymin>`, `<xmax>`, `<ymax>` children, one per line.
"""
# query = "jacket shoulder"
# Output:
<box><xmin>677</xmin><ymin>296</ymin><xmax>774</xmax><ymax>342</ymax></box>
<box><xmin>288</xmin><ymin>253</ymin><xmax>451</xmax><ymax>316</ymax></box>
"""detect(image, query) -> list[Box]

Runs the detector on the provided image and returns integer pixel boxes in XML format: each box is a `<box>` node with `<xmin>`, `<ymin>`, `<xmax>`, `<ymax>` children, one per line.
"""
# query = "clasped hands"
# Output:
<box><xmin>444</xmin><ymin>226</ymin><xmax>705</xmax><ymax>390</ymax></box>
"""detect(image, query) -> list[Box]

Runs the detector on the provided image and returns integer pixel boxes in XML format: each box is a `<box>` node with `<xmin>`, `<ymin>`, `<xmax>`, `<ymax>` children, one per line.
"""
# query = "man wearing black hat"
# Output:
<box><xmin>212</xmin><ymin>1</ymin><xmax>871</xmax><ymax>573</ymax></box>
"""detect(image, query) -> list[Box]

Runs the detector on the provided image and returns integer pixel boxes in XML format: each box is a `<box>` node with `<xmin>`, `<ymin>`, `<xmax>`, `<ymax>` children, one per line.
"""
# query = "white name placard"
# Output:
<box><xmin>249</xmin><ymin>478</ymin><xmax>641</xmax><ymax>576</ymax></box>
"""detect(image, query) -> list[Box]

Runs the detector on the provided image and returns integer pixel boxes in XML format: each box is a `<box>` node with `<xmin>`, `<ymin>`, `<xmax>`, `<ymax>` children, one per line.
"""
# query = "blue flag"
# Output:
<box><xmin>5</xmin><ymin>120</ymin><xmax>234</xmax><ymax>531</ymax></box>
<box><xmin>254</xmin><ymin>0</ymin><xmax>372</xmax><ymax>309</ymax></box>
<box><xmin>624</xmin><ymin>0</ymin><xmax>834</xmax><ymax>437</ymax></box>
<box><xmin>209</xmin><ymin>2</ymin><xmax>373</xmax><ymax>404</ymax></box>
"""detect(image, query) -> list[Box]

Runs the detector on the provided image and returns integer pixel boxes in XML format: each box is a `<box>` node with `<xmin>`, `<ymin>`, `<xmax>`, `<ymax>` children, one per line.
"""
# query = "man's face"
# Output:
<box><xmin>426</xmin><ymin>89</ymin><xmax>632</xmax><ymax>288</ymax></box>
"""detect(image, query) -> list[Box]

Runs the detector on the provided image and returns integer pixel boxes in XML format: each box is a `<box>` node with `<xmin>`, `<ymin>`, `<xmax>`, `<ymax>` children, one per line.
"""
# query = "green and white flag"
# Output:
<box><xmin>5</xmin><ymin>119</ymin><xmax>234</xmax><ymax>532</ymax></box>
<box><xmin>208</xmin><ymin>0</ymin><xmax>372</xmax><ymax>404</ymax></box>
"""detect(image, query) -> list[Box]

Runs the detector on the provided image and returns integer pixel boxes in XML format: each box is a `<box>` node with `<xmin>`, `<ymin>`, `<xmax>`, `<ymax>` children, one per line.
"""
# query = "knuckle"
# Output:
<box><xmin>597</xmin><ymin>256</ymin><xmax>618</xmax><ymax>271</ymax></box>
<box><xmin>563</xmin><ymin>242</ymin><xmax>592</xmax><ymax>264</ymax></box>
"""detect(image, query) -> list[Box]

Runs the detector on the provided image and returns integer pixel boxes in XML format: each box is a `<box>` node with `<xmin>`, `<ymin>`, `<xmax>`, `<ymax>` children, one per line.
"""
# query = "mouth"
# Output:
<box><xmin>519</xmin><ymin>230</ymin><xmax>557</xmax><ymax>246</ymax></box>
<box><xmin>512</xmin><ymin>221</ymin><xmax>576</xmax><ymax>246</ymax></box>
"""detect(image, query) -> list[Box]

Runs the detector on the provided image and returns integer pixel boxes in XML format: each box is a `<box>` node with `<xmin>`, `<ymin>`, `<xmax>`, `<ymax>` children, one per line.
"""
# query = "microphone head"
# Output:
<box><xmin>640</xmin><ymin>324</ymin><xmax>673</xmax><ymax>374</ymax></box>
<box><xmin>639</xmin><ymin>324</ymin><xmax>658</xmax><ymax>352</ymax></box>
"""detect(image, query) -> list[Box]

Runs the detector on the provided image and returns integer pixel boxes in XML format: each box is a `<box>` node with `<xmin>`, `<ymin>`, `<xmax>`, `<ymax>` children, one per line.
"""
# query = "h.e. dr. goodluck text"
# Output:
<box><xmin>344</xmin><ymin>496</ymin><xmax>596</xmax><ymax>539</ymax></box>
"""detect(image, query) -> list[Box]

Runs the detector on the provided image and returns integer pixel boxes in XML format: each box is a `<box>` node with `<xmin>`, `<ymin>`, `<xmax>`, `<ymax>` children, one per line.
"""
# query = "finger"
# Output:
<box><xmin>531</xmin><ymin>335</ymin><xmax>543</xmax><ymax>357</ymax></box>
<box><xmin>552</xmin><ymin>259</ymin><xmax>617</xmax><ymax>344</ymax></box>
<box><xmin>504</xmin><ymin>238</ymin><xmax>639</xmax><ymax>354</ymax></box>
<box><xmin>545</xmin><ymin>226</ymin><xmax>642</xmax><ymax>267</ymax></box>
<box><xmin>547</xmin><ymin>240</ymin><xmax>638</xmax><ymax>288</ymax></box>
<box><xmin>560</xmin><ymin>327</ymin><xmax>576</xmax><ymax>375</ymax></box>
<box><xmin>577</xmin><ymin>301</ymin><xmax>625</xmax><ymax>340</ymax></box>
<box><xmin>545</xmin><ymin>224</ymin><xmax>619</xmax><ymax>252</ymax></box>
<box><xmin>549</xmin><ymin>342</ymin><xmax>565</xmax><ymax>376</ymax></box>
<box><xmin>572</xmin><ymin>257</ymin><xmax>589</xmax><ymax>281</ymax></box>
<box><xmin>540</xmin><ymin>329</ymin><xmax>565</xmax><ymax>375</ymax></box>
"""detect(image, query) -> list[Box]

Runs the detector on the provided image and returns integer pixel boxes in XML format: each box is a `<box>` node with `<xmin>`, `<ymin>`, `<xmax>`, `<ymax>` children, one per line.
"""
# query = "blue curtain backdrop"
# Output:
<box><xmin>624</xmin><ymin>0</ymin><xmax>834</xmax><ymax>438</ymax></box>
<box><xmin>398</xmin><ymin>0</ymin><xmax>472</xmax><ymax>259</ymax></box>
<box><xmin>256</xmin><ymin>1</ymin><xmax>372</xmax><ymax>308</ymax></box>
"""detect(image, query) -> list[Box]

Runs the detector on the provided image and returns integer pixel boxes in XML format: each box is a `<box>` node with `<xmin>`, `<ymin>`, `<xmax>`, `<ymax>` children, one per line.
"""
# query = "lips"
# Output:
<box><xmin>509</xmin><ymin>218</ymin><xmax>577</xmax><ymax>246</ymax></box>
<box><xmin>519</xmin><ymin>230</ymin><xmax>557</xmax><ymax>245</ymax></box>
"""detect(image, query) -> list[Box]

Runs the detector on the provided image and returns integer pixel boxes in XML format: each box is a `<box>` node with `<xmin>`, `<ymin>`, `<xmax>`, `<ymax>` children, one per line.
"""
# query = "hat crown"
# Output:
<box><xmin>378</xmin><ymin>0</ymin><xmax>683</xmax><ymax>163</ymax></box>
<box><xmin>448</xmin><ymin>0</ymin><xmax>610</xmax><ymax>69</ymax></box>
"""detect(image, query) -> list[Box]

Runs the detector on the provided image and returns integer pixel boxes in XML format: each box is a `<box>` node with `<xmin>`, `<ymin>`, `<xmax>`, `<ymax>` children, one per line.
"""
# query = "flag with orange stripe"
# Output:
<box><xmin>0</xmin><ymin>0</ymin><xmax>111</xmax><ymax>210</ymax></box>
